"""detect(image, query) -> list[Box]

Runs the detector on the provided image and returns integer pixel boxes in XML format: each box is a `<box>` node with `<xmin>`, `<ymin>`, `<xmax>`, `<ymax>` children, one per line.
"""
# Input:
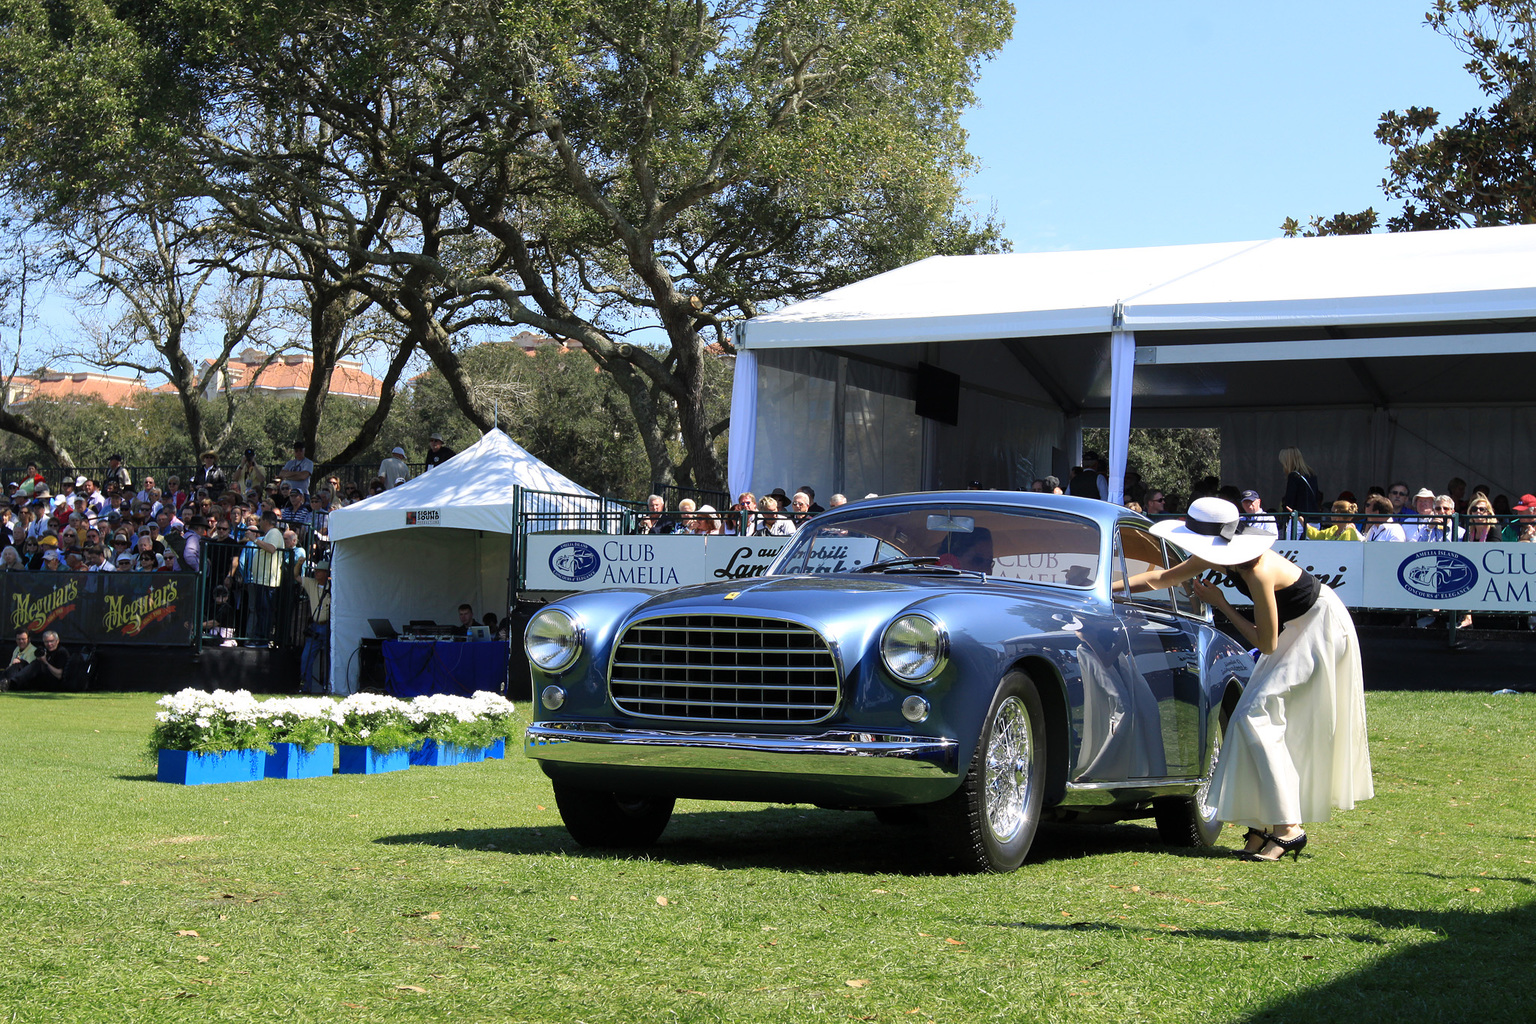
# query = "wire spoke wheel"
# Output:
<box><xmin>984</xmin><ymin>696</ymin><xmax>1033</xmax><ymax>844</ymax></box>
<box><xmin>930</xmin><ymin>671</ymin><xmax>1047</xmax><ymax>873</ymax></box>
<box><xmin>1154</xmin><ymin>713</ymin><xmax>1226</xmax><ymax>847</ymax></box>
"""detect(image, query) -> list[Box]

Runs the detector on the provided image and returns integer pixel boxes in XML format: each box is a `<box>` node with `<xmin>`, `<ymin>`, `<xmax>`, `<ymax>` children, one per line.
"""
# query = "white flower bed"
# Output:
<box><xmin>151</xmin><ymin>689</ymin><xmax>515</xmax><ymax>756</ymax></box>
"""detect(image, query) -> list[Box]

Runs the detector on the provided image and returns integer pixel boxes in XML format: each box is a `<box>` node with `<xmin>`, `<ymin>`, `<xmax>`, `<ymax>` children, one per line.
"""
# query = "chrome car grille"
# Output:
<box><xmin>610</xmin><ymin>614</ymin><xmax>840</xmax><ymax>723</ymax></box>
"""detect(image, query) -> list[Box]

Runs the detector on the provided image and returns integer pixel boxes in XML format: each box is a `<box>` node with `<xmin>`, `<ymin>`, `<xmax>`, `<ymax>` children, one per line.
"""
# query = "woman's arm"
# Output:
<box><xmin>1192</xmin><ymin>557</ymin><xmax>1283</xmax><ymax>654</ymax></box>
<box><xmin>1125</xmin><ymin>555</ymin><xmax>1208</xmax><ymax>594</ymax></box>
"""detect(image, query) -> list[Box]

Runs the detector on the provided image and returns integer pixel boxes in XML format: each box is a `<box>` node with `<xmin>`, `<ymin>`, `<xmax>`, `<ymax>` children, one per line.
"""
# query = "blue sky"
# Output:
<box><xmin>960</xmin><ymin>2</ymin><xmax>1489</xmax><ymax>252</ymax></box>
<box><xmin>28</xmin><ymin>4</ymin><xmax>1492</xmax><ymax>373</ymax></box>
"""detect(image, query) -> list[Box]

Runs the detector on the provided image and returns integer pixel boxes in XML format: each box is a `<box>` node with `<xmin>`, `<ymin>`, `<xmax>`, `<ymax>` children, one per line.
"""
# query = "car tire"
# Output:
<box><xmin>929</xmin><ymin>671</ymin><xmax>1047</xmax><ymax>873</ymax></box>
<box><xmin>552</xmin><ymin>782</ymin><xmax>675</xmax><ymax>848</ymax></box>
<box><xmin>1153</xmin><ymin>714</ymin><xmax>1225</xmax><ymax>847</ymax></box>
<box><xmin>872</xmin><ymin>806</ymin><xmax>925</xmax><ymax>827</ymax></box>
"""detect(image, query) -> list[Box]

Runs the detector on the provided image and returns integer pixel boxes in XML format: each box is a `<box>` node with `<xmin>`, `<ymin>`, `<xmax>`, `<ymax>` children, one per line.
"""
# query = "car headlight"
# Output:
<box><xmin>880</xmin><ymin>613</ymin><xmax>948</xmax><ymax>684</ymax></box>
<box><xmin>525</xmin><ymin>608</ymin><xmax>583</xmax><ymax>673</ymax></box>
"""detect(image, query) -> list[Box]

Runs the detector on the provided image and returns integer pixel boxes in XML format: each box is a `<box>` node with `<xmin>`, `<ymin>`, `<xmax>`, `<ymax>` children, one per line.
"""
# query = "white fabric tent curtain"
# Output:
<box><xmin>1217</xmin><ymin>405</ymin><xmax>1536</xmax><ymax>509</ymax></box>
<box><xmin>329</xmin><ymin>528</ymin><xmax>511</xmax><ymax>694</ymax></box>
<box><xmin>728</xmin><ymin>349</ymin><xmax>758</xmax><ymax>501</ymax></box>
<box><xmin>1107</xmin><ymin>328</ymin><xmax>1135</xmax><ymax>506</ymax></box>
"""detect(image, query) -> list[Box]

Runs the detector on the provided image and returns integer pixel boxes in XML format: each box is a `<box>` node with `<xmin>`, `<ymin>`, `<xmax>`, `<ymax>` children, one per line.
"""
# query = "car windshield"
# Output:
<box><xmin>768</xmin><ymin>505</ymin><xmax>1101</xmax><ymax>588</ymax></box>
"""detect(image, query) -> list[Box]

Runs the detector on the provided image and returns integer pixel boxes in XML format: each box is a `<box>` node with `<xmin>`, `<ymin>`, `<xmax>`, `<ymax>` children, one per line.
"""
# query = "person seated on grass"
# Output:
<box><xmin>3</xmin><ymin>630</ymin><xmax>69</xmax><ymax>691</ymax></box>
<box><xmin>9</xmin><ymin>628</ymin><xmax>36</xmax><ymax>672</ymax></box>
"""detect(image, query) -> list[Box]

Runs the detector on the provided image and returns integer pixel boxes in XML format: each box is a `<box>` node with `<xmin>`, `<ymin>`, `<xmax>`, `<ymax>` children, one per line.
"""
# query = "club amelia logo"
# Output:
<box><xmin>549</xmin><ymin>541</ymin><xmax>601</xmax><ymax>583</ymax></box>
<box><xmin>1396</xmin><ymin>549</ymin><xmax>1478</xmax><ymax>601</ymax></box>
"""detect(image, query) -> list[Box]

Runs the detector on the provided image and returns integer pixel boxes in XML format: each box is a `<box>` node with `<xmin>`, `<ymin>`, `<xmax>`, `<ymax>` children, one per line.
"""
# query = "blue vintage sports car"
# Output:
<box><xmin>524</xmin><ymin>492</ymin><xmax>1253</xmax><ymax>872</ymax></box>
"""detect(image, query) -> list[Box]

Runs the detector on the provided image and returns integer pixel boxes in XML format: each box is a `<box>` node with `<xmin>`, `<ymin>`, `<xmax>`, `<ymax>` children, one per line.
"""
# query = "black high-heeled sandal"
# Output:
<box><xmin>1241</xmin><ymin>827</ymin><xmax>1270</xmax><ymax>855</ymax></box>
<box><xmin>1248</xmin><ymin>830</ymin><xmax>1307</xmax><ymax>862</ymax></box>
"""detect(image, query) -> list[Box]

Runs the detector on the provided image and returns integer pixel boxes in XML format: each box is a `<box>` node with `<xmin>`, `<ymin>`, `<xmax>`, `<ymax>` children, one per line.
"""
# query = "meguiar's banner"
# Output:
<box><xmin>6</xmin><ymin>572</ymin><xmax>199</xmax><ymax>645</ymax></box>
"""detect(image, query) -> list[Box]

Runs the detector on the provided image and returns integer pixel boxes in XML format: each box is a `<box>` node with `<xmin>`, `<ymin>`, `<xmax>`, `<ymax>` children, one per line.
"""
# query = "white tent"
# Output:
<box><xmin>326</xmin><ymin>429</ymin><xmax>598</xmax><ymax>693</ymax></box>
<box><xmin>733</xmin><ymin>223</ymin><xmax>1536</xmax><ymax>506</ymax></box>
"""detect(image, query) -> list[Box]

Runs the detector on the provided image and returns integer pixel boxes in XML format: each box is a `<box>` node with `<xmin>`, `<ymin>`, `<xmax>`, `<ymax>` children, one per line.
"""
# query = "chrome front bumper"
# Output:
<box><xmin>525</xmin><ymin>721</ymin><xmax>960</xmax><ymax>779</ymax></box>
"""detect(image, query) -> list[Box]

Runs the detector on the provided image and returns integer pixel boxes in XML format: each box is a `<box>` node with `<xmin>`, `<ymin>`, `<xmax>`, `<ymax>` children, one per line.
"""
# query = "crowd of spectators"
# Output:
<box><xmin>636</xmin><ymin>485</ymin><xmax>853</xmax><ymax>537</ymax></box>
<box><xmin>0</xmin><ymin>433</ymin><xmax>457</xmax><ymax>652</ymax></box>
<box><xmin>1067</xmin><ymin>445</ymin><xmax>1536</xmax><ymax>548</ymax></box>
<box><xmin>1055</xmin><ymin>447</ymin><xmax>1535</xmax><ymax>630</ymax></box>
<box><xmin>632</xmin><ymin>449</ymin><xmax>1534</xmax><ymax>553</ymax></box>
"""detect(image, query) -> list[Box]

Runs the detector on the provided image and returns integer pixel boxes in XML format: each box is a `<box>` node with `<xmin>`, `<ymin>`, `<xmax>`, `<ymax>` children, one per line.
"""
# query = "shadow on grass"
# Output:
<box><xmin>989</xmin><ymin>896</ymin><xmax>1536</xmax><ymax>1021</ymax></box>
<box><xmin>988</xmin><ymin>918</ymin><xmax>1389</xmax><ymax>944</ymax></box>
<box><xmin>376</xmin><ymin>808</ymin><xmax>1236</xmax><ymax>875</ymax></box>
<box><xmin>1234</xmin><ymin>901</ymin><xmax>1536</xmax><ymax>1022</ymax></box>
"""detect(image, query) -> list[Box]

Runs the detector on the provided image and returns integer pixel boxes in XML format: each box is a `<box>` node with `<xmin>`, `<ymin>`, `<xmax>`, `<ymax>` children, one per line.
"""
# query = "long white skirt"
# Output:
<box><xmin>1211</xmin><ymin>585</ymin><xmax>1373</xmax><ymax>828</ymax></box>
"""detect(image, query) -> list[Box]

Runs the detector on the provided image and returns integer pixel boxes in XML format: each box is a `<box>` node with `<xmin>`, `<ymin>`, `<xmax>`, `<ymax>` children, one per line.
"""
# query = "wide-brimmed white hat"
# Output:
<box><xmin>1151</xmin><ymin>496</ymin><xmax>1278</xmax><ymax>566</ymax></box>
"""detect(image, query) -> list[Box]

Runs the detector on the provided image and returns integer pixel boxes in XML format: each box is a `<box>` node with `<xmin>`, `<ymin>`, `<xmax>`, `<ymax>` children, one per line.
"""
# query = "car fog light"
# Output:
<box><xmin>541</xmin><ymin>685</ymin><xmax>567</xmax><ymax>711</ymax></box>
<box><xmin>901</xmin><ymin>695</ymin><xmax>931</xmax><ymax>723</ymax></box>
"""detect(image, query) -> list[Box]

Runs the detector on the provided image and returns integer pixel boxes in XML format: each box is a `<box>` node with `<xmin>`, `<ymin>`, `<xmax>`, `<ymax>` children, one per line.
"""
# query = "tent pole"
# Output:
<box><xmin>1107</xmin><ymin>303</ymin><xmax>1135</xmax><ymax>506</ymax></box>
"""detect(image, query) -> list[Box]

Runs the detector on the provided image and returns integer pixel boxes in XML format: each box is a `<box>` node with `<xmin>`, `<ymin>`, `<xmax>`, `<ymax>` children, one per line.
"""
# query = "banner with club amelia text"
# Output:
<box><xmin>5</xmin><ymin>572</ymin><xmax>199</xmax><ymax>646</ymax></box>
<box><xmin>525</xmin><ymin>534</ymin><xmax>1536</xmax><ymax>612</ymax></box>
<box><xmin>1207</xmin><ymin>541</ymin><xmax>1536</xmax><ymax>612</ymax></box>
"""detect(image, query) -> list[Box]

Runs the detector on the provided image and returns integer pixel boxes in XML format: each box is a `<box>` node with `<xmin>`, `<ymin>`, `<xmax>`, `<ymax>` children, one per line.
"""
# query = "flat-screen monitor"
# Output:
<box><xmin>914</xmin><ymin>361</ymin><xmax>961</xmax><ymax>425</ymax></box>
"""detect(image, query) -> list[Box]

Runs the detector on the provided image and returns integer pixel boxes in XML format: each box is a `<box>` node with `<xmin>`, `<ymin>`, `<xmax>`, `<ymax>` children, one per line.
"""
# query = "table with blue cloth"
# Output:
<box><xmin>382</xmin><ymin>639</ymin><xmax>511</xmax><ymax>698</ymax></box>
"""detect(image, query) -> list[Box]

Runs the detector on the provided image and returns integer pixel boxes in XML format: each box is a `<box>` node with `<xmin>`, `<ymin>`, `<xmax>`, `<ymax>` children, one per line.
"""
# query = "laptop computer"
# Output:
<box><xmin>466</xmin><ymin>625</ymin><xmax>491</xmax><ymax>641</ymax></box>
<box><xmin>368</xmin><ymin>618</ymin><xmax>398</xmax><ymax>639</ymax></box>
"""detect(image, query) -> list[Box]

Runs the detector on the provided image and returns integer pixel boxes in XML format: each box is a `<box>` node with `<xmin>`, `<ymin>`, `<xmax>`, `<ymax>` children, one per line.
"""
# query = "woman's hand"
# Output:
<box><xmin>1188</xmin><ymin>577</ymin><xmax>1226</xmax><ymax>607</ymax></box>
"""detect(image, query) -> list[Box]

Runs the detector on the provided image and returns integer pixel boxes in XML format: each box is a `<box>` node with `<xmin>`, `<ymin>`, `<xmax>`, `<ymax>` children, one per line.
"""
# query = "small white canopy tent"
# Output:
<box><xmin>326</xmin><ymin>429</ymin><xmax>596</xmax><ymax>693</ymax></box>
<box><xmin>732</xmin><ymin>223</ymin><xmax>1536</xmax><ymax>506</ymax></box>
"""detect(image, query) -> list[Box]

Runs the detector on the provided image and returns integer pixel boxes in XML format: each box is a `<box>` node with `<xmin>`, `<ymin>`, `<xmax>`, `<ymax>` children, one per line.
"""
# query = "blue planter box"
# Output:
<box><xmin>337</xmin><ymin>745</ymin><xmax>411</xmax><ymax>775</ymax></box>
<box><xmin>157</xmin><ymin>748</ymin><xmax>266</xmax><ymax>786</ymax></box>
<box><xmin>265</xmin><ymin>742</ymin><xmax>335</xmax><ymax>780</ymax></box>
<box><xmin>410</xmin><ymin>739</ymin><xmax>483</xmax><ymax>767</ymax></box>
<box><xmin>486</xmin><ymin>737</ymin><xmax>506</xmax><ymax>760</ymax></box>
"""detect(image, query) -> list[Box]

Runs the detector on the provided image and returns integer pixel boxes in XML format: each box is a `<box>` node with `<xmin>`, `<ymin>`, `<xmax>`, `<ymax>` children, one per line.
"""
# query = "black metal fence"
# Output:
<box><xmin>659</xmin><ymin>483</ymin><xmax>730</xmax><ymax>512</ymax></box>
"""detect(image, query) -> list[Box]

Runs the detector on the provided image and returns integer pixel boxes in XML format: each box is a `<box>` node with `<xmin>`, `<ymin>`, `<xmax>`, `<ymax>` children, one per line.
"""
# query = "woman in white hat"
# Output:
<box><xmin>1126</xmin><ymin>497</ymin><xmax>1373</xmax><ymax>862</ymax></box>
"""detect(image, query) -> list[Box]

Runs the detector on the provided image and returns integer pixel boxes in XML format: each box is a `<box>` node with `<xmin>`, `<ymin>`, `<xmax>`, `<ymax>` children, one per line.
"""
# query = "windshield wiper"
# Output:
<box><xmin>853</xmin><ymin>556</ymin><xmax>969</xmax><ymax>575</ymax></box>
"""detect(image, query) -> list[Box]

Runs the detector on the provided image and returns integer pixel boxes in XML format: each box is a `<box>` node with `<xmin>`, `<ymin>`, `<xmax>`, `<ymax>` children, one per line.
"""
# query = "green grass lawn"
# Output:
<box><xmin>1</xmin><ymin>689</ymin><xmax>1532</xmax><ymax>1023</ymax></box>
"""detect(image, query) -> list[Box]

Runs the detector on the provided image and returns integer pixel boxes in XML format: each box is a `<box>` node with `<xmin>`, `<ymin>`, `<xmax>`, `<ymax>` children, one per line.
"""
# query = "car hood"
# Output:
<box><xmin>619</xmin><ymin>573</ymin><xmax>1094</xmax><ymax>635</ymax></box>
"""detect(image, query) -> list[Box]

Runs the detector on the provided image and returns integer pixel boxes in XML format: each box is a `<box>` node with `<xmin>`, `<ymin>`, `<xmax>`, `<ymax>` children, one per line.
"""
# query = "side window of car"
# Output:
<box><xmin>1117</xmin><ymin>524</ymin><xmax>1178</xmax><ymax>612</ymax></box>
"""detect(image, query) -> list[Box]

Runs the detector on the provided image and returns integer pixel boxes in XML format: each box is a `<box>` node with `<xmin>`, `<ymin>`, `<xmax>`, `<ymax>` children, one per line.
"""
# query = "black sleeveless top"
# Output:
<box><xmin>1229</xmin><ymin>568</ymin><xmax>1321</xmax><ymax>625</ymax></box>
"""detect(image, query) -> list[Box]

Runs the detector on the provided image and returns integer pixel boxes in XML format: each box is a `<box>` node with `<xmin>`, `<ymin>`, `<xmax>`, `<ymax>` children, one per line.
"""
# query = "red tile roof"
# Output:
<box><xmin>220</xmin><ymin>350</ymin><xmax>383</xmax><ymax>401</ymax></box>
<box><xmin>7</xmin><ymin>371</ymin><xmax>149</xmax><ymax>407</ymax></box>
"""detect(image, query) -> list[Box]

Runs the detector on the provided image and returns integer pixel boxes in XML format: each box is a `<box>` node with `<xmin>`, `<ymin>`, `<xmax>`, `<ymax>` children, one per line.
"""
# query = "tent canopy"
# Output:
<box><xmin>732</xmin><ymin>224</ymin><xmax>1536</xmax><ymax>506</ymax></box>
<box><xmin>328</xmin><ymin>429</ymin><xmax>594</xmax><ymax>542</ymax></box>
<box><xmin>327</xmin><ymin>429</ymin><xmax>595</xmax><ymax>693</ymax></box>
<box><xmin>743</xmin><ymin>225</ymin><xmax>1536</xmax><ymax>345</ymax></box>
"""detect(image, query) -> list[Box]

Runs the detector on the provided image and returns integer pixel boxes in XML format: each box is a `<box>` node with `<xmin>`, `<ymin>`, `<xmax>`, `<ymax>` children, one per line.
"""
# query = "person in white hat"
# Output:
<box><xmin>1125</xmin><ymin>496</ymin><xmax>1373</xmax><ymax>862</ymax></box>
<box><xmin>423</xmin><ymin>431</ymin><xmax>456</xmax><ymax>470</ymax></box>
<box><xmin>378</xmin><ymin>446</ymin><xmax>411</xmax><ymax>490</ymax></box>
